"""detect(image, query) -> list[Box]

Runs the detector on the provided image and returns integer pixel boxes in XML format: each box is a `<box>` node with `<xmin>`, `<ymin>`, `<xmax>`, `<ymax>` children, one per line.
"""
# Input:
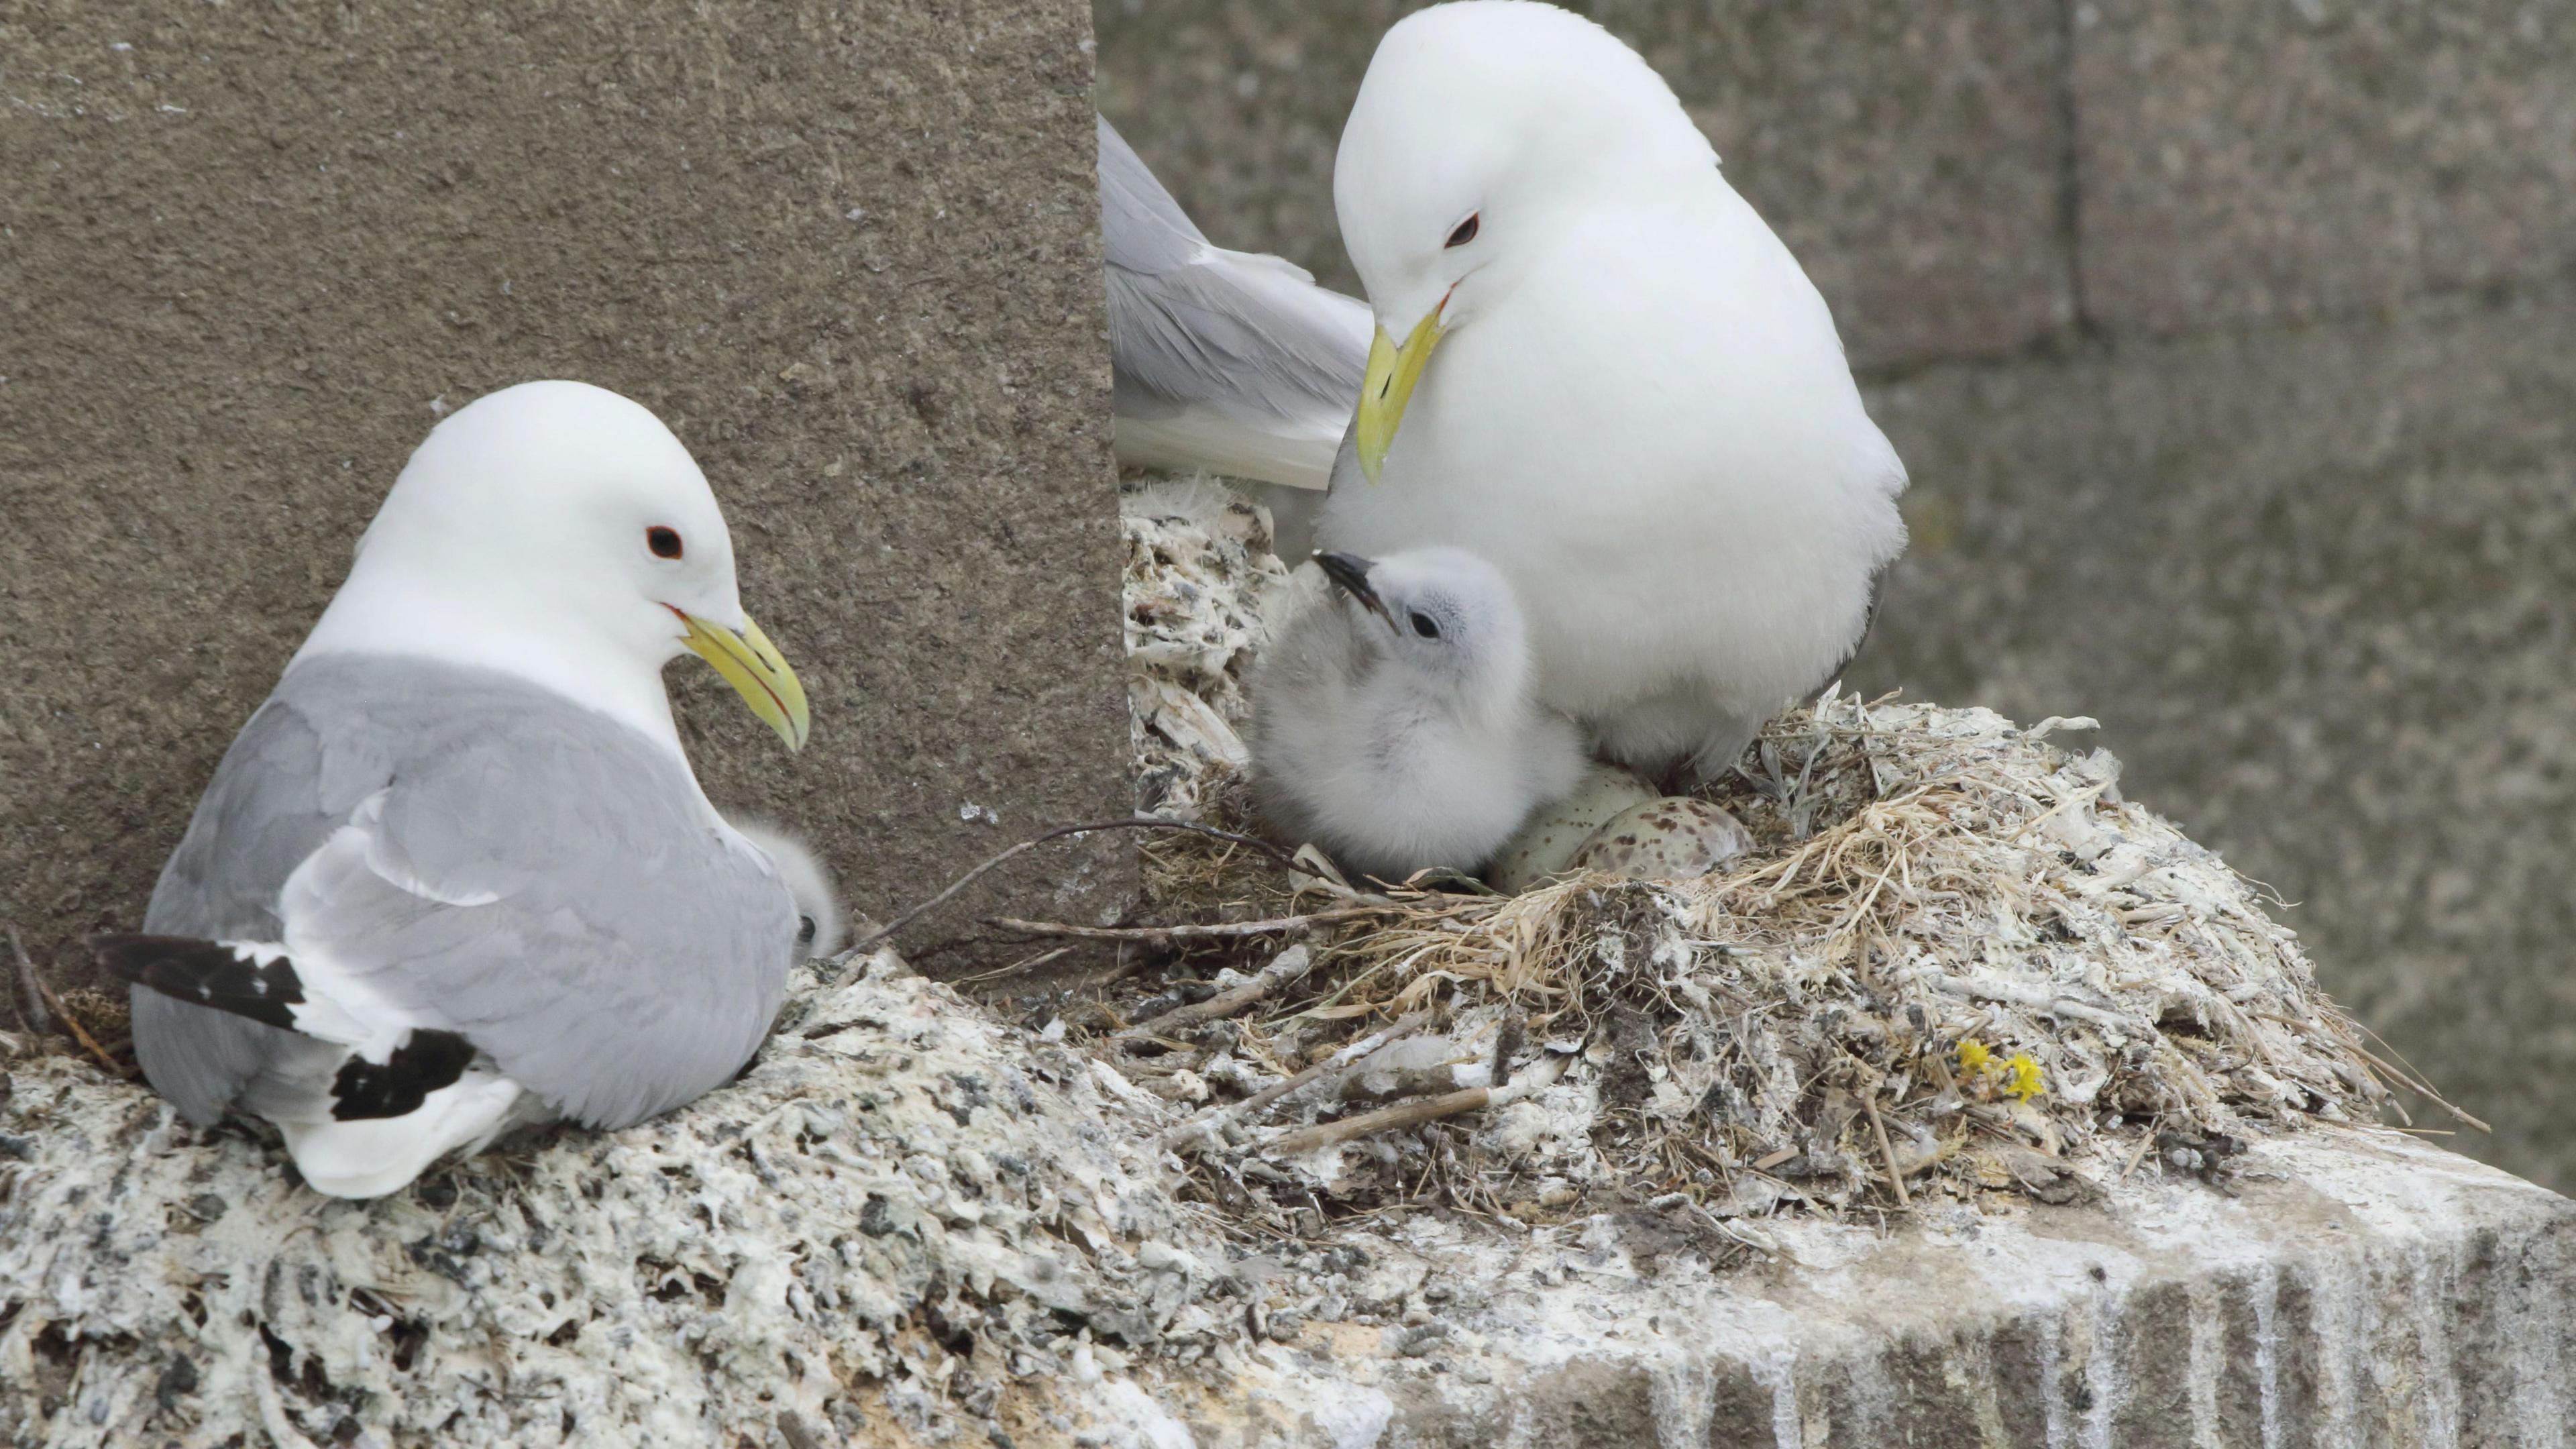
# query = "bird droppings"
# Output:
<box><xmin>1</xmin><ymin>953</ymin><xmax>1239</xmax><ymax>1447</ymax></box>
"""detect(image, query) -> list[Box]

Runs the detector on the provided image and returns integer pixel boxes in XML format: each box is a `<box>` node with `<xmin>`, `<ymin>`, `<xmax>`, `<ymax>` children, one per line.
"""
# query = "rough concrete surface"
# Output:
<box><xmin>0</xmin><ymin>0</ymin><xmax>1128</xmax><ymax>983</ymax></box>
<box><xmin>2075</xmin><ymin>0</ymin><xmax>2576</xmax><ymax>335</ymax></box>
<box><xmin>1854</xmin><ymin>285</ymin><xmax>2576</xmax><ymax>1193</ymax></box>
<box><xmin>12</xmin><ymin>980</ymin><xmax>2573</xmax><ymax>1446</ymax></box>
<box><xmin>1264</xmin><ymin>1129</ymin><xmax>2576</xmax><ymax>1447</ymax></box>
<box><xmin>1094</xmin><ymin>0</ymin><xmax>2073</xmax><ymax>373</ymax></box>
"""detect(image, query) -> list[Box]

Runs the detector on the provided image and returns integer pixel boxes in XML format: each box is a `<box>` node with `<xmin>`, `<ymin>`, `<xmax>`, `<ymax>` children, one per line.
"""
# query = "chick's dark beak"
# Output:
<box><xmin>1314</xmin><ymin>551</ymin><xmax>1395</xmax><ymax>629</ymax></box>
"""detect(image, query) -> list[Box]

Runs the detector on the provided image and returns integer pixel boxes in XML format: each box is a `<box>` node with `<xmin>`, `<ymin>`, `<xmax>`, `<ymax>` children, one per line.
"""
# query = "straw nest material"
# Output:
<box><xmin>1109</xmin><ymin>479</ymin><xmax>2434</xmax><ymax>1230</ymax></box>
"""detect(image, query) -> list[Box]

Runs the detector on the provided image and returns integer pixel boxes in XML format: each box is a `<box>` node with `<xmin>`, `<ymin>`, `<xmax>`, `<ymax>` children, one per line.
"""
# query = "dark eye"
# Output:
<box><xmin>1409</xmin><ymin>610</ymin><xmax>1441</xmax><ymax>639</ymax></box>
<box><xmin>1444</xmin><ymin>213</ymin><xmax>1480</xmax><ymax>248</ymax></box>
<box><xmin>647</xmin><ymin>526</ymin><xmax>684</xmax><ymax>559</ymax></box>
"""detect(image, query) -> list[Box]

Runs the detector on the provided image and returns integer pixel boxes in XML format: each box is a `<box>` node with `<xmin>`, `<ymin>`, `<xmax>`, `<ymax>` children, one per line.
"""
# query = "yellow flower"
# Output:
<box><xmin>2002</xmin><ymin>1054</ymin><xmax>2045</xmax><ymax>1101</ymax></box>
<box><xmin>1955</xmin><ymin>1038</ymin><xmax>1995</xmax><ymax>1081</ymax></box>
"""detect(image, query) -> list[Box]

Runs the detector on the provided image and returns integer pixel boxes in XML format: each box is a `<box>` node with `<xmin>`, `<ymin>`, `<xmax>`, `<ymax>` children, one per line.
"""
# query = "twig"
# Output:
<box><xmin>2118</xmin><ymin>1120</ymin><xmax>2162</xmax><ymax>1181</ymax></box>
<box><xmin>841</xmin><ymin>818</ymin><xmax>1303</xmax><ymax>959</ymax></box>
<box><xmin>985</xmin><ymin>903</ymin><xmax>1393</xmax><ymax>945</ymax></box>
<box><xmin>1163</xmin><ymin>1012</ymin><xmax>1428</xmax><ymax>1149</ymax></box>
<box><xmin>1267</xmin><ymin>1088</ymin><xmax>1491</xmax><ymax>1155</ymax></box>
<box><xmin>1115</xmin><ymin>946</ymin><xmax>1313</xmax><ymax>1048</ymax></box>
<box><xmin>8</xmin><ymin>925</ymin><xmax>52</xmax><ymax>1036</ymax></box>
<box><xmin>1918</xmin><ymin>971</ymin><xmax>2145</xmax><ymax>1035</ymax></box>
<box><xmin>30</xmin><ymin>973</ymin><xmax>123</xmax><ymax>1076</ymax></box>
<box><xmin>2341</xmin><ymin>1040</ymin><xmax>2490</xmax><ymax>1133</ymax></box>
<box><xmin>1863</xmin><ymin>1089</ymin><xmax>1911</xmax><ymax>1209</ymax></box>
<box><xmin>1265</xmin><ymin>1056</ymin><xmax>1564</xmax><ymax>1157</ymax></box>
<box><xmin>953</xmin><ymin>947</ymin><xmax>1071</xmax><ymax>985</ymax></box>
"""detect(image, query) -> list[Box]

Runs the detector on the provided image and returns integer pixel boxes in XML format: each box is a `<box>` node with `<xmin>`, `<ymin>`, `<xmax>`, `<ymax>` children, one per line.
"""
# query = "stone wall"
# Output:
<box><xmin>0</xmin><ymin>0</ymin><xmax>1128</xmax><ymax>981</ymax></box>
<box><xmin>1097</xmin><ymin>0</ymin><xmax>2576</xmax><ymax>1188</ymax></box>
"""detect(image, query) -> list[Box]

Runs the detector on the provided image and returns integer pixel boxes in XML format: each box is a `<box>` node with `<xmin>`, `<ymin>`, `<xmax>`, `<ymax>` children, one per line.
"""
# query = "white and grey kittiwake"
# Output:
<box><xmin>1318</xmin><ymin>1</ymin><xmax>1909</xmax><ymax>786</ymax></box>
<box><xmin>95</xmin><ymin>380</ymin><xmax>820</xmax><ymax>1199</ymax></box>
<box><xmin>1251</xmin><ymin>547</ymin><xmax>1583</xmax><ymax>884</ymax></box>
<box><xmin>1099</xmin><ymin>113</ymin><xmax>1371</xmax><ymax>554</ymax></box>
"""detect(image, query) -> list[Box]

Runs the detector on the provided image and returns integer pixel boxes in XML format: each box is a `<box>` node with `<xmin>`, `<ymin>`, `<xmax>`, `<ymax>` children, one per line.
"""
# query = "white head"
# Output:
<box><xmin>1313</xmin><ymin>546</ymin><xmax>1536</xmax><ymax>714</ymax></box>
<box><xmin>1334</xmin><ymin>2</ymin><xmax>1713</xmax><ymax>478</ymax></box>
<box><xmin>297</xmin><ymin>380</ymin><xmax>808</xmax><ymax>754</ymax></box>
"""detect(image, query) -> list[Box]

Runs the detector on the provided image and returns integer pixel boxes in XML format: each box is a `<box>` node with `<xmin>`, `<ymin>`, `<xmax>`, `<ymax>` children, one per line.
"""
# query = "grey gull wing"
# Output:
<box><xmin>135</xmin><ymin>653</ymin><xmax>798</xmax><ymax>1131</ymax></box>
<box><xmin>1099</xmin><ymin>114</ymin><xmax>1373</xmax><ymax>492</ymax></box>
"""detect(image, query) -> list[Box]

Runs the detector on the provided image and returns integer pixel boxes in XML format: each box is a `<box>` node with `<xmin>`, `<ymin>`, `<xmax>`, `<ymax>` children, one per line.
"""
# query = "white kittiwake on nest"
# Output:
<box><xmin>93</xmin><ymin>380</ymin><xmax>820</xmax><ymax>1199</ymax></box>
<box><xmin>1251</xmin><ymin>547</ymin><xmax>1583</xmax><ymax>884</ymax></box>
<box><xmin>1099</xmin><ymin>113</ymin><xmax>1372</xmax><ymax>553</ymax></box>
<box><xmin>1318</xmin><ymin>1</ymin><xmax>1909</xmax><ymax>786</ymax></box>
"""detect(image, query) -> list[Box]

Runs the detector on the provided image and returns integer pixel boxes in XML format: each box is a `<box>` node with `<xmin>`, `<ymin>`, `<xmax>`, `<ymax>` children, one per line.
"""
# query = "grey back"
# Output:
<box><xmin>138</xmin><ymin>653</ymin><xmax>796</xmax><ymax>1130</ymax></box>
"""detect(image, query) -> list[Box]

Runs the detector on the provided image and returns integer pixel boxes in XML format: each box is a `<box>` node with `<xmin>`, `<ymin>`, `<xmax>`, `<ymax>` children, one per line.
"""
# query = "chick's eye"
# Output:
<box><xmin>1409</xmin><ymin>611</ymin><xmax>1441</xmax><ymax>639</ymax></box>
<box><xmin>1445</xmin><ymin>213</ymin><xmax>1480</xmax><ymax>248</ymax></box>
<box><xmin>647</xmin><ymin>526</ymin><xmax>684</xmax><ymax>559</ymax></box>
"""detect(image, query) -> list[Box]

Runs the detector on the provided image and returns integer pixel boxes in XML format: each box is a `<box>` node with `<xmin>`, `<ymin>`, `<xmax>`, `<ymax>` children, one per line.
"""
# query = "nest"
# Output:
<box><xmin>1106</xmin><ymin>478</ymin><xmax>2441</xmax><ymax>1230</ymax></box>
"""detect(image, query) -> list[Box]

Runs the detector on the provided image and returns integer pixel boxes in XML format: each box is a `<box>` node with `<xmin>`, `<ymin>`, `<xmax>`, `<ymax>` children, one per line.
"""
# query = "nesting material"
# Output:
<box><xmin>1123</xmin><ymin>479</ymin><xmax>1290</xmax><ymax>821</ymax></box>
<box><xmin>1114</xmin><ymin>482</ymin><xmax>2406</xmax><ymax>1224</ymax></box>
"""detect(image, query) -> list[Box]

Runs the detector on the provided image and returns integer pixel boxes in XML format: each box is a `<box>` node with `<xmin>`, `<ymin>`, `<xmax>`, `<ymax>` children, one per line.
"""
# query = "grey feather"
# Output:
<box><xmin>1099</xmin><ymin>115</ymin><xmax>1373</xmax><ymax>490</ymax></box>
<box><xmin>137</xmin><ymin>654</ymin><xmax>798</xmax><ymax>1132</ymax></box>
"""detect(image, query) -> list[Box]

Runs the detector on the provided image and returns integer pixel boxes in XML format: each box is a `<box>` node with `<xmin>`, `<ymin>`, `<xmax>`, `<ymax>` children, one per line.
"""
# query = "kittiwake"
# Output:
<box><xmin>93</xmin><ymin>380</ymin><xmax>819</xmax><ymax>1199</ymax></box>
<box><xmin>1318</xmin><ymin>1</ymin><xmax>1909</xmax><ymax>785</ymax></box>
<box><xmin>1251</xmin><ymin>547</ymin><xmax>1583</xmax><ymax>883</ymax></box>
<box><xmin>1099</xmin><ymin>113</ymin><xmax>1373</xmax><ymax>531</ymax></box>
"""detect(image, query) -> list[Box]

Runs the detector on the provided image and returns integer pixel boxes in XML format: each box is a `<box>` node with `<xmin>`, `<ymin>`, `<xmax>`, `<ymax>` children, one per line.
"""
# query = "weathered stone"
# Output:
<box><xmin>2075</xmin><ymin>0</ymin><xmax>2576</xmax><ymax>334</ymax></box>
<box><xmin>1093</xmin><ymin>0</ymin><xmax>2072</xmax><ymax>373</ymax></box>
<box><xmin>1854</xmin><ymin>284</ymin><xmax>2576</xmax><ymax>1191</ymax></box>
<box><xmin>1260</xmin><ymin>1130</ymin><xmax>2575</xmax><ymax>1446</ymax></box>
<box><xmin>12</xmin><ymin>970</ymin><xmax>2571</xmax><ymax>1446</ymax></box>
<box><xmin>0</xmin><ymin>1</ymin><xmax>1128</xmax><ymax>979</ymax></box>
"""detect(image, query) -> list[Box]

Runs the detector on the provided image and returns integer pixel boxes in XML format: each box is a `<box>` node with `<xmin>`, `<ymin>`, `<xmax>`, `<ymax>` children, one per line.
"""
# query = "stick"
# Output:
<box><xmin>1863</xmin><ymin>1089</ymin><xmax>1912</xmax><ymax>1210</ymax></box>
<box><xmin>1162</xmin><ymin>1012</ymin><xmax>1428</xmax><ymax>1149</ymax></box>
<box><xmin>2119</xmin><ymin>1122</ymin><xmax>2161</xmax><ymax>1181</ymax></box>
<box><xmin>2343</xmin><ymin>1041</ymin><xmax>2491</xmax><ymax>1133</ymax></box>
<box><xmin>840</xmin><ymin>818</ymin><xmax>1303</xmax><ymax>959</ymax></box>
<box><xmin>25</xmin><ymin>967</ymin><xmax>123</xmax><ymax>1076</ymax></box>
<box><xmin>1265</xmin><ymin>1056</ymin><xmax>1563</xmax><ymax>1157</ymax></box>
<box><xmin>1918</xmin><ymin>972</ymin><xmax>2145</xmax><ymax>1035</ymax></box>
<box><xmin>985</xmin><ymin>903</ymin><xmax>1393</xmax><ymax>945</ymax></box>
<box><xmin>8</xmin><ymin>925</ymin><xmax>52</xmax><ymax>1036</ymax></box>
<box><xmin>1114</xmin><ymin>946</ymin><xmax>1312</xmax><ymax>1048</ymax></box>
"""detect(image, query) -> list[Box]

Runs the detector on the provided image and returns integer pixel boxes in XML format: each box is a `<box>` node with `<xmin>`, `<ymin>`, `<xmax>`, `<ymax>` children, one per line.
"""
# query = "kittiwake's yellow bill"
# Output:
<box><xmin>681</xmin><ymin>612</ymin><xmax>810</xmax><ymax>751</ymax></box>
<box><xmin>1354</xmin><ymin>307</ymin><xmax>1445</xmax><ymax>483</ymax></box>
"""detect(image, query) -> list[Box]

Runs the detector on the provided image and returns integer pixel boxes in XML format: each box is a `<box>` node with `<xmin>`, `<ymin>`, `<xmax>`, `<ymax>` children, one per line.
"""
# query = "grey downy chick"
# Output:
<box><xmin>1252</xmin><ymin>547</ymin><xmax>1584</xmax><ymax>884</ymax></box>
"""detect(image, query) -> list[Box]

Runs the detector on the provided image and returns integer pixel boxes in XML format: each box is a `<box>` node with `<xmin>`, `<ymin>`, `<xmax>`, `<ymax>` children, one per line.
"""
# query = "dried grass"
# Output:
<box><xmin>1114</xmin><ymin>480</ymin><xmax>2432</xmax><ymax>1226</ymax></box>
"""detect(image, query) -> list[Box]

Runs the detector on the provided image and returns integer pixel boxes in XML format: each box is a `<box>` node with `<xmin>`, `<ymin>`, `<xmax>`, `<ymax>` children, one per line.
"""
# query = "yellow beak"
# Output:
<box><xmin>680</xmin><ymin>611</ymin><xmax>810</xmax><ymax>751</ymax></box>
<box><xmin>1354</xmin><ymin>306</ymin><xmax>1446</xmax><ymax>483</ymax></box>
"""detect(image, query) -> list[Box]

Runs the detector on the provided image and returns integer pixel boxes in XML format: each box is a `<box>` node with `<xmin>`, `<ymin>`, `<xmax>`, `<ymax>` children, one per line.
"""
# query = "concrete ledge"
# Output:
<box><xmin>1218</xmin><ymin>1130</ymin><xmax>2573</xmax><ymax>1448</ymax></box>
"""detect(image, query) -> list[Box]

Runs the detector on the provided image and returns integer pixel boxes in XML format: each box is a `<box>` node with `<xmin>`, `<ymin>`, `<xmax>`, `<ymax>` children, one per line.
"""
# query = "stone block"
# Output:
<box><xmin>2076</xmin><ymin>0</ymin><xmax>2576</xmax><ymax>333</ymax></box>
<box><xmin>11</xmin><ymin>961</ymin><xmax>2571</xmax><ymax>1446</ymax></box>
<box><xmin>1094</xmin><ymin>0</ymin><xmax>2073</xmax><ymax>373</ymax></box>
<box><xmin>1590</xmin><ymin>0</ymin><xmax>2074</xmax><ymax>371</ymax></box>
<box><xmin>1353</xmin><ymin>1130</ymin><xmax>2576</xmax><ymax>1444</ymax></box>
<box><xmin>1852</xmin><ymin>285</ymin><xmax>2576</xmax><ymax>1190</ymax></box>
<box><xmin>0</xmin><ymin>0</ymin><xmax>1128</xmax><ymax>975</ymax></box>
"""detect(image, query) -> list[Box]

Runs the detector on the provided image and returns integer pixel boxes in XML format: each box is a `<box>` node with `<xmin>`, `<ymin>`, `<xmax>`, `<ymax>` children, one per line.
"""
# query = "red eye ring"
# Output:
<box><xmin>647</xmin><ymin>526</ymin><xmax>684</xmax><ymax>559</ymax></box>
<box><xmin>1445</xmin><ymin>213</ymin><xmax>1480</xmax><ymax>248</ymax></box>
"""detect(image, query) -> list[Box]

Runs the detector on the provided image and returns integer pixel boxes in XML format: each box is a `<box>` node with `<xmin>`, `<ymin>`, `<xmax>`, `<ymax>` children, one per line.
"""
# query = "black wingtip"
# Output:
<box><xmin>91</xmin><ymin>932</ymin><xmax>305</xmax><ymax>1031</ymax></box>
<box><xmin>331</xmin><ymin>1031</ymin><xmax>478</xmax><ymax>1121</ymax></box>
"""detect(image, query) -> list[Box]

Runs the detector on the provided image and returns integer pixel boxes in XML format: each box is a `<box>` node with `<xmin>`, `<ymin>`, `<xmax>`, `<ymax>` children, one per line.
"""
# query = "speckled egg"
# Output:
<box><xmin>1562</xmin><ymin>797</ymin><xmax>1754</xmax><ymax>882</ymax></box>
<box><xmin>1485</xmin><ymin>763</ymin><xmax>1661</xmax><ymax>893</ymax></box>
